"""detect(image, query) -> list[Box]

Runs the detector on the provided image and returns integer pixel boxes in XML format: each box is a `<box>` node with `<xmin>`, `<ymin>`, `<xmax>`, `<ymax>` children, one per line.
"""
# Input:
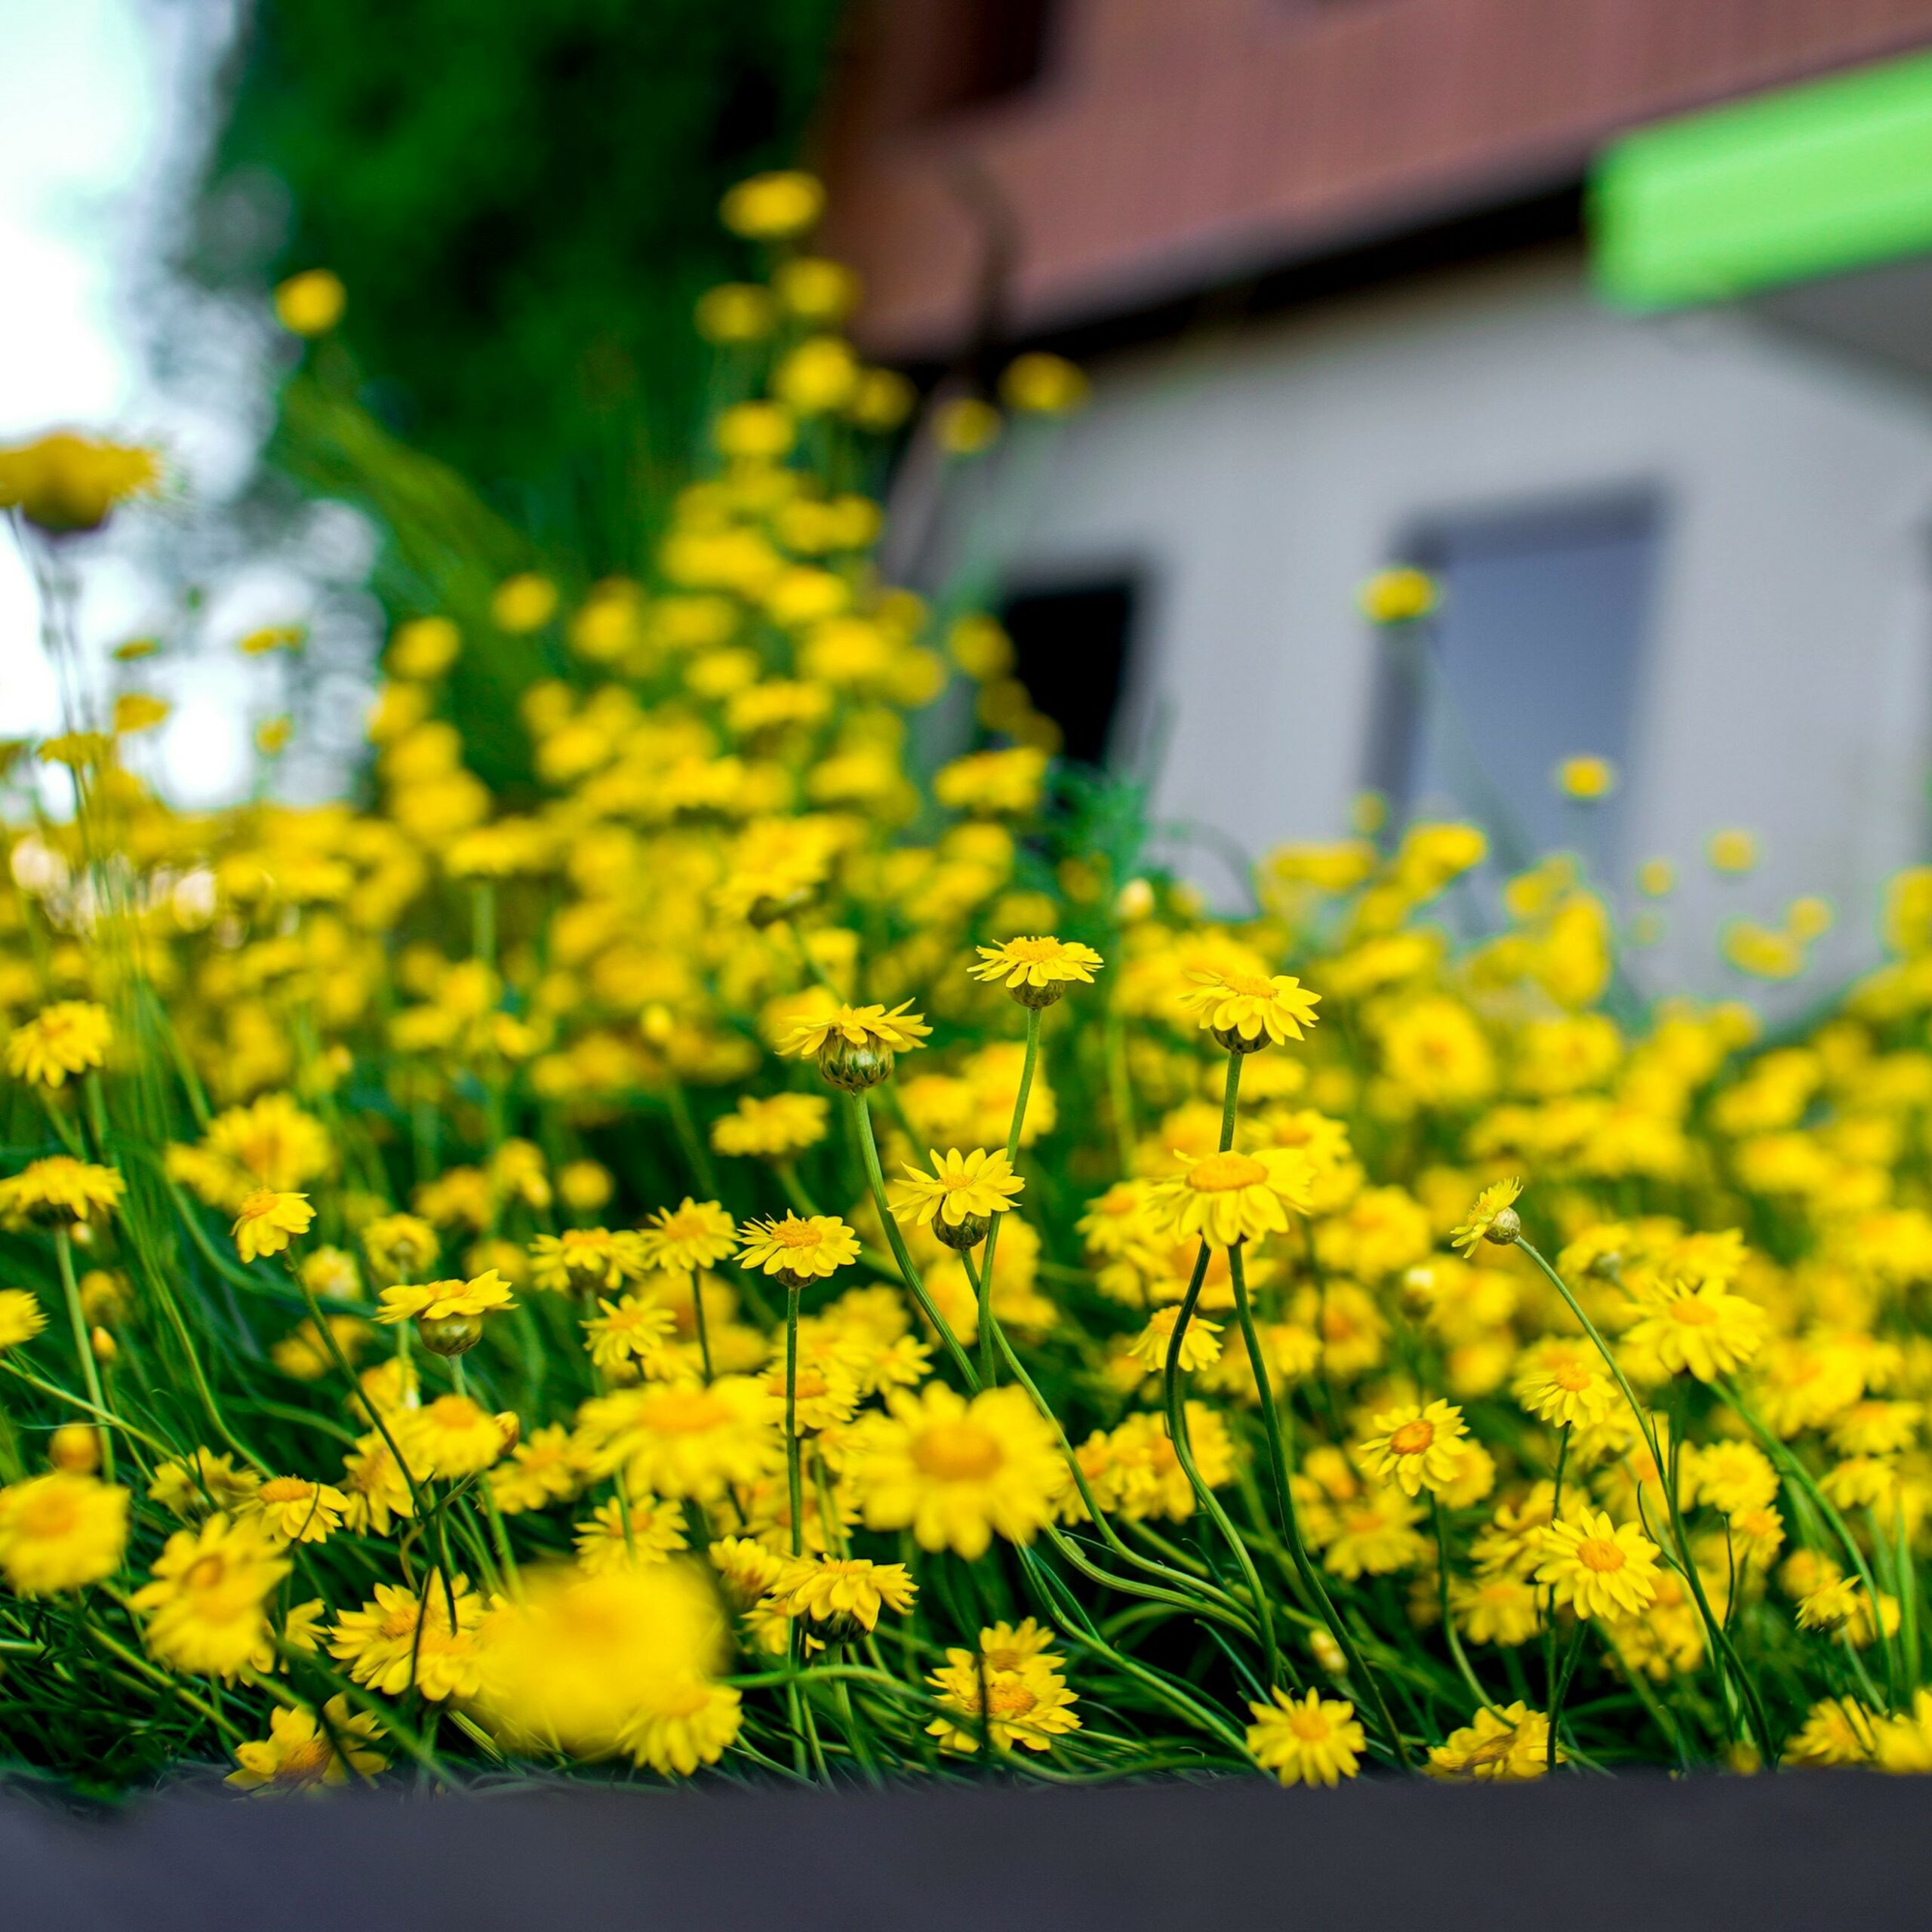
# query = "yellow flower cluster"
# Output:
<box><xmin>10</xmin><ymin>166</ymin><xmax>1932</xmax><ymax>1801</ymax></box>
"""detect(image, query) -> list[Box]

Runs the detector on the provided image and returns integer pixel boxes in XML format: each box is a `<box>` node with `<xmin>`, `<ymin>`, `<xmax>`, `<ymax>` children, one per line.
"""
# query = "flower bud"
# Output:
<box><xmin>49</xmin><ymin>1423</ymin><xmax>101</xmax><ymax>1473</ymax></box>
<box><xmin>1483</xmin><ymin>1208</ymin><xmax>1521</xmax><ymax>1247</ymax></box>
<box><xmin>417</xmin><ymin>1311</ymin><xmax>484</xmax><ymax>1358</ymax></box>
<box><xmin>934</xmin><ymin>1213</ymin><xmax>990</xmax><ymax>1252</ymax></box>
<box><xmin>90</xmin><ymin>1325</ymin><xmax>117</xmax><ymax>1363</ymax></box>
<box><xmin>816</xmin><ymin>1035</ymin><xmax>894</xmax><ymax>1092</ymax></box>
<box><xmin>1212</xmin><ymin>1023</ymin><xmax>1271</xmax><ymax>1056</ymax></box>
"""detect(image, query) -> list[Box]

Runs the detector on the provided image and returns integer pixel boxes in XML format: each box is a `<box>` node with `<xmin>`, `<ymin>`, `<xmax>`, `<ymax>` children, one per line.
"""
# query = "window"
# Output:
<box><xmin>1368</xmin><ymin>494</ymin><xmax>1661</xmax><ymax>874</ymax></box>
<box><xmin>921</xmin><ymin>0</ymin><xmax>1056</xmax><ymax>119</ymax></box>
<box><xmin>1000</xmin><ymin>577</ymin><xmax>1139</xmax><ymax>768</ymax></box>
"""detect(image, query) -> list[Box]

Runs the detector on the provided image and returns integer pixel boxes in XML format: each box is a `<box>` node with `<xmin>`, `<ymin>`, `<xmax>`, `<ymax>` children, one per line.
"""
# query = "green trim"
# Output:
<box><xmin>1592</xmin><ymin>48</ymin><xmax>1932</xmax><ymax>309</ymax></box>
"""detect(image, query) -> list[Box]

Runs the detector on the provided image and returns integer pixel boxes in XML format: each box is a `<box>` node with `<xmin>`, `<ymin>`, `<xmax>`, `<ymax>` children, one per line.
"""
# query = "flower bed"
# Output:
<box><xmin>3</xmin><ymin>173</ymin><xmax>1932</xmax><ymax>1795</ymax></box>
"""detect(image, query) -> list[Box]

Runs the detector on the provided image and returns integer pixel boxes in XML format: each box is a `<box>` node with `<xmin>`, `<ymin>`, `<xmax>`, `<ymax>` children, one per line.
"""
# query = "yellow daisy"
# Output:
<box><xmin>968</xmin><ymin>935</ymin><xmax>1105</xmax><ymax>1008</ymax></box>
<box><xmin>1245</xmin><ymin>1689</ymin><xmax>1364</xmax><ymax>1786</ymax></box>
<box><xmin>1147</xmin><ymin>1146</ymin><xmax>1314</xmax><ymax>1247</ymax></box>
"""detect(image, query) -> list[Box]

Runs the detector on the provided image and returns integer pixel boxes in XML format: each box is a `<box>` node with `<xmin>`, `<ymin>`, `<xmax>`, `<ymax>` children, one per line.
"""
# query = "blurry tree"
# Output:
<box><xmin>195</xmin><ymin>0</ymin><xmax>848</xmax><ymax>574</ymax></box>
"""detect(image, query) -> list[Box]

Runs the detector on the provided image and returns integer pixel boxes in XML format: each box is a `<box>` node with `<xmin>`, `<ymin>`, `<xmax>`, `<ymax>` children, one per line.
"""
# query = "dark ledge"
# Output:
<box><xmin>2</xmin><ymin>1768</ymin><xmax>1928</xmax><ymax>1932</ymax></box>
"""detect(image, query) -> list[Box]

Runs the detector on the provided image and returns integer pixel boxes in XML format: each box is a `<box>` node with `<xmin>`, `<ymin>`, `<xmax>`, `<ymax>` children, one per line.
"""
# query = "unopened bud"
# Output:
<box><xmin>49</xmin><ymin>1423</ymin><xmax>102</xmax><ymax>1473</ymax></box>
<box><xmin>417</xmin><ymin>1312</ymin><xmax>483</xmax><ymax>1358</ymax></box>
<box><xmin>1484</xmin><ymin>1208</ymin><xmax>1521</xmax><ymax>1247</ymax></box>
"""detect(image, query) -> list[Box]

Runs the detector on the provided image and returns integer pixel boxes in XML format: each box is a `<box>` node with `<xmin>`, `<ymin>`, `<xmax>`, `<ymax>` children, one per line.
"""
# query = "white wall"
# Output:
<box><xmin>922</xmin><ymin>245</ymin><xmax>1932</xmax><ymax>1005</ymax></box>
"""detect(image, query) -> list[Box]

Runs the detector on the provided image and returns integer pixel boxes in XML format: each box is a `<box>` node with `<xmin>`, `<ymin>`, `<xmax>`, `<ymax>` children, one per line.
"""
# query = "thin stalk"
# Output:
<box><xmin>54</xmin><ymin>1229</ymin><xmax>112</xmax><ymax>1483</ymax></box>
<box><xmin>846</xmin><ymin>1090</ymin><xmax>977</xmax><ymax>1389</ymax></box>
<box><xmin>972</xmin><ymin>1001</ymin><xmax>1041</xmax><ymax>1386</ymax></box>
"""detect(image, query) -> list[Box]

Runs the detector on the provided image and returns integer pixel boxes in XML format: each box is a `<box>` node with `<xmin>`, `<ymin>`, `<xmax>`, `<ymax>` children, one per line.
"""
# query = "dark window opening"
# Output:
<box><xmin>922</xmin><ymin>0</ymin><xmax>1055</xmax><ymax>118</ymax></box>
<box><xmin>1000</xmin><ymin>578</ymin><xmax>1137</xmax><ymax>767</ymax></box>
<box><xmin>1365</xmin><ymin>494</ymin><xmax>1661</xmax><ymax>876</ymax></box>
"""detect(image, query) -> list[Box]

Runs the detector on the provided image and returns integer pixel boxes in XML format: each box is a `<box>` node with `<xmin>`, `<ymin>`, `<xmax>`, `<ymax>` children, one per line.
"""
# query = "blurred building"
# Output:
<box><xmin>823</xmin><ymin>0</ymin><xmax>1932</xmax><ymax>995</ymax></box>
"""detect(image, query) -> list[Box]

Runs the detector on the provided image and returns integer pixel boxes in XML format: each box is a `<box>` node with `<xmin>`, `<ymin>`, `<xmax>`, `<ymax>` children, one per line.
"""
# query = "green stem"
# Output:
<box><xmin>846</xmin><ymin>1091</ymin><xmax>977</xmax><ymax>1389</ymax></box>
<box><xmin>973</xmin><ymin>1001</ymin><xmax>1041</xmax><ymax>1386</ymax></box>
<box><xmin>54</xmin><ymin>1228</ymin><xmax>112</xmax><ymax>1484</ymax></box>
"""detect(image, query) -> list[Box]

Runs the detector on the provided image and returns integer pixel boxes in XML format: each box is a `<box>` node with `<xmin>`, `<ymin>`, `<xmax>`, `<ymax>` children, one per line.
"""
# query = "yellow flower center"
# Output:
<box><xmin>1222</xmin><ymin>973</ymin><xmax>1278</xmax><ymax>999</ymax></box>
<box><xmin>1667</xmin><ymin>1297</ymin><xmax>1719</xmax><ymax>1327</ymax></box>
<box><xmin>1577</xmin><ymin>1536</ymin><xmax>1626</xmax><ymax>1574</ymax></box>
<box><xmin>660</xmin><ymin>1212</ymin><xmax>709</xmax><ymax>1241</ymax></box>
<box><xmin>1004</xmin><ymin>937</ymin><xmax>1064</xmax><ymax>963</ymax></box>
<box><xmin>184</xmin><ymin>1555</ymin><xmax>228</xmax><ymax>1590</ymax></box>
<box><xmin>1389</xmin><ymin>1420</ymin><xmax>1435</xmax><ymax>1456</ymax></box>
<box><xmin>258</xmin><ymin>1478</ymin><xmax>312</xmax><ymax>1504</ymax></box>
<box><xmin>986</xmin><ymin>1680</ymin><xmax>1038</xmax><ymax>1719</ymax></box>
<box><xmin>378</xmin><ymin>1606</ymin><xmax>421</xmax><ymax>1640</ymax></box>
<box><xmin>912</xmin><ymin>1420</ymin><xmax>1004</xmax><ymax>1481</ymax></box>
<box><xmin>1188</xmin><ymin>1152</ymin><xmax>1268</xmax><ymax>1193</ymax></box>
<box><xmin>983</xmin><ymin>1646</ymin><xmax>1024</xmax><ymax>1672</ymax></box>
<box><xmin>1550</xmin><ymin>1362</ymin><xmax>1593</xmax><ymax>1392</ymax></box>
<box><xmin>1288</xmin><ymin>1708</ymin><xmax>1334</xmax><ymax>1742</ymax></box>
<box><xmin>17</xmin><ymin>1491</ymin><xmax>80</xmax><ymax>1537</ymax></box>
<box><xmin>773</xmin><ymin>1221</ymin><xmax>826</xmax><ymax>1249</ymax></box>
<box><xmin>648</xmin><ymin>1389</ymin><xmax>729</xmax><ymax>1434</ymax></box>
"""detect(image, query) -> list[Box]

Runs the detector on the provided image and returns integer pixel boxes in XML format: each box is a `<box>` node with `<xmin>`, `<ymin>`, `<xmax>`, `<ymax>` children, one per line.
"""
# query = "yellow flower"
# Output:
<box><xmin>489</xmin><ymin>1424</ymin><xmax>581</xmax><ymax>1515</ymax></box>
<box><xmin>1427</xmin><ymin>1702</ymin><xmax>1558</xmax><ymax>1780</ymax></box>
<box><xmin>572</xmin><ymin>1495</ymin><xmax>688</xmax><ymax>1574</ymax></box>
<box><xmin>529</xmin><ymin>1227</ymin><xmax>647</xmax><ymax>1294</ymax></box>
<box><xmin>361</xmin><ymin>1212</ymin><xmax>439</xmax><ymax>1281</ymax></box>
<box><xmin>148</xmin><ymin>1449</ymin><xmax>261</xmax><ymax>1521</ymax></box>
<box><xmin>1358</xmin><ymin>565</ymin><xmax>1438</xmax><ymax>623</ymax></box>
<box><xmin>781</xmin><ymin>1000</ymin><xmax>930</xmax><ymax>1089</ymax></box>
<box><xmin>340</xmin><ymin>1432</ymin><xmax>415</xmax><ymax>1535</ymax></box>
<box><xmin>227</xmin><ymin>1695</ymin><xmax>386</xmax><ymax>1792</ymax></box>
<box><xmin>1511</xmin><ymin>1340</ymin><xmax>1617</xmax><ymax>1429</ymax></box>
<box><xmin>927</xmin><ymin>1644</ymin><xmax>1081</xmax><ymax>1755</ymax></box>
<box><xmin>1448</xmin><ymin>1574</ymin><xmax>1544</xmax><ymax>1647</ymax></box>
<box><xmin>1448</xmin><ymin>1176</ymin><xmax>1523</xmax><ymax>1254</ymax></box>
<box><xmin>1176</xmin><ymin>967</ymin><xmax>1320</xmax><ymax>1051</ymax></box>
<box><xmin>969</xmin><ymin>935</ymin><xmax>1105</xmax><ymax>1008</ymax></box>
<box><xmin>999</xmin><ymin>352</ymin><xmax>1089</xmax><ymax>415</ymax></box>
<box><xmin>1128</xmin><ymin>1305</ymin><xmax>1223</xmax><ymax>1374</ymax></box>
<box><xmin>0</xmin><ymin>1472</ymin><xmax>129</xmax><ymax>1595</ymax></box>
<box><xmin>231</xmin><ymin>1189</ymin><xmax>314</xmax><ymax>1263</ymax></box>
<box><xmin>573</xmin><ymin>1377</ymin><xmax>783</xmax><ymax>1502</ymax></box>
<box><xmin>1358</xmin><ymin>1399</ymin><xmax>1469</xmax><ymax>1497</ymax></box>
<box><xmin>470</xmin><ymin>1561</ymin><xmax>734</xmax><ymax>1768</ymax></box>
<box><xmin>133</xmin><ymin>1514</ymin><xmax>291</xmax><ymax>1676</ymax></box>
<box><xmin>583</xmin><ymin>1294</ymin><xmax>679</xmax><ymax>1372</ymax></box>
<box><xmin>736</xmin><ymin>1213</ymin><xmax>860</xmax><ymax>1282</ymax></box>
<box><xmin>711</xmin><ymin>1093</ymin><xmax>829</xmax><ymax>1159</ymax></box>
<box><xmin>1534</xmin><ymin>1510</ymin><xmax>1660</xmax><ymax>1620</ymax></box>
<box><xmin>273</xmin><ymin>268</ymin><xmax>346</xmax><ymax>337</ymax></box>
<box><xmin>1555</xmin><ymin>755</ymin><xmax>1617</xmax><ymax>801</ymax></box>
<box><xmin>329</xmin><ymin>1574</ymin><xmax>483</xmax><ymax>1701</ymax></box>
<box><xmin>1147</xmin><ymin>1147</ymin><xmax>1314</xmax><ymax>1247</ymax></box>
<box><xmin>719</xmin><ymin>169</ymin><xmax>823</xmax><ymax>240</ymax></box>
<box><xmin>845</xmin><ymin>1383</ymin><xmax>1065</xmax><ymax>1559</ymax></box>
<box><xmin>401</xmin><ymin>1395</ymin><xmax>516</xmax><ymax>1478</ymax></box>
<box><xmin>641</xmin><ymin>1198</ymin><xmax>737</xmax><ymax>1272</ymax></box>
<box><xmin>0</xmin><ymin>1288</ymin><xmax>46</xmax><ymax>1353</ymax></box>
<box><xmin>0</xmin><ymin>1157</ymin><xmax>125</xmax><ymax>1226</ymax></box>
<box><xmin>0</xmin><ymin>432</ymin><xmax>161</xmax><ymax>533</ymax></box>
<box><xmin>375</xmin><ymin>1269</ymin><xmax>515</xmax><ymax>1324</ymax></box>
<box><xmin>1783</xmin><ymin>1697</ymin><xmax>1876</xmax><ymax>1767</ymax></box>
<box><xmin>5</xmin><ymin>1002</ymin><xmax>111</xmax><ymax>1088</ymax></box>
<box><xmin>244</xmin><ymin>1475</ymin><xmax>349</xmax><ymax>1546</ymax></box>
<box><xmin>491</xmin><ymin>572</ymin><xmax>558</xmax><ymax>632</ymax></box>
<box><xmin>889</xmin><ymin>1148</ymin><xmax>1023</xmax><ymax>1238</ymax></box>
<box><xmin>1245</xmin><ymin>1688</ymin><xmax>1365</xmax><ymax>1786</ymax></box>
<box><xmin>1709</xmin><ymin>828</ymin><xmax>1758</xmax><ymax>874</ymax></box>
<box><xmin>765</xmin><ymin>1554</ymin><xmax>916</xmax><ymax>1635</ymax></box>
<box><xmin>1623</xmin><ymin>1278</ymin><xmax>1766</xmax><ymax>1383</ymax></box>
<box><xmin>934</xmin><ymin>396</ymin><xmax>1002</xmax><ymax>455</ymax></box>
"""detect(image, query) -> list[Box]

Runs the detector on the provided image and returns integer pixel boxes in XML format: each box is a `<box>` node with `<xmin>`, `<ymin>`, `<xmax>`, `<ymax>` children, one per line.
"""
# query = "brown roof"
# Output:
<box><xmin>819</xmin><ymin>0</ymin><xmax>1932</xmax><ymax>358</ymax></box>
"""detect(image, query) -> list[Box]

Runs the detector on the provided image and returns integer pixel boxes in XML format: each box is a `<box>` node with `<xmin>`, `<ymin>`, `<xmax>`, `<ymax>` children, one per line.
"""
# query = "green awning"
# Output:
<box><xmin>1592</xmin><ymin>48</ymin><xmax>1932</xmax><ymax>309</ymax></box>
